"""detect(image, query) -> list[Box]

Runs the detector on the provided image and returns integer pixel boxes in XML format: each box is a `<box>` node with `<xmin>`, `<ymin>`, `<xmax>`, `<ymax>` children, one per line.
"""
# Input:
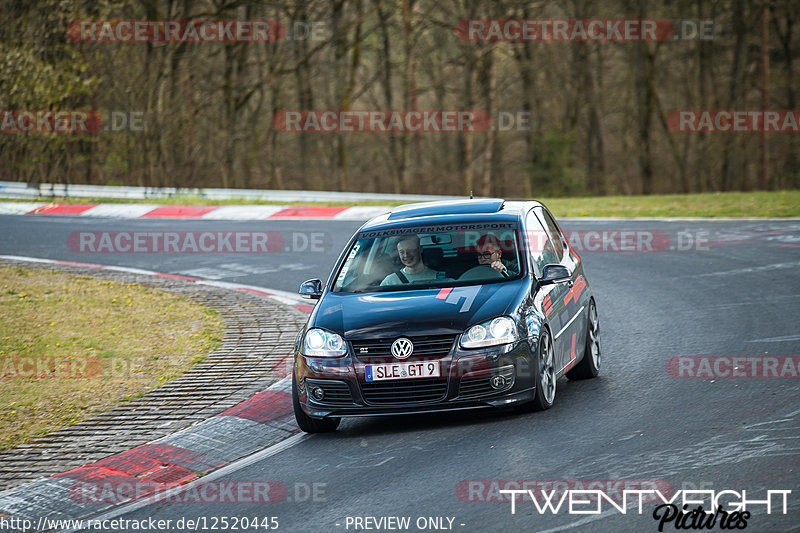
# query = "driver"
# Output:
<box><xmin>381</xmin><ymin>235</ymin><xmax>442</xmax><ymax>286</ymax></box>
<box><xmin>476</xmin><ymin>234</ymin><xmax>518</xmax><ymax>277</ymax></box>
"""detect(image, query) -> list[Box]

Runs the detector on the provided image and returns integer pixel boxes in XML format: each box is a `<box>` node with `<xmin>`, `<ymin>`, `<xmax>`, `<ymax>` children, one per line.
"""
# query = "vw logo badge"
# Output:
<box><xmin>490</xmin><ymin>375</ymin><xmax>506</xmax><ymax>389</ymax></box>
<box><xmin>391</xmin><ymin>338</ymin><xmax>414</xmax><ymax>359</ymax></box>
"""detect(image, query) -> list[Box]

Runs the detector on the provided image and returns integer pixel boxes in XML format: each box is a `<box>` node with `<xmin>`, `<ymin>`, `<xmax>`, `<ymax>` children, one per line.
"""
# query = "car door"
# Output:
<box><xmin>525</xmin><ymin>209</ymin><xmax>573</xmax><ymax>373</ymax></box>
<box><xmin>539</xmin><ymin>206</ymin><xmax>590</xmax><ymax>373</ymax></box>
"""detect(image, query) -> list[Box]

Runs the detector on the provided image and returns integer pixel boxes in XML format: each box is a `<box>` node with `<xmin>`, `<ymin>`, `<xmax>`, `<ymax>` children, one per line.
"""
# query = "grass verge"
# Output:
<box><xmin>1</xmin><ymin>189</ymin><xmax>798</xmax><ymax>217</ymax></box>
<box><xmin>0</xmin><ymin>266</ymin><xmax>223</xmax><ymax>450</ymax></box>
<box><xmin>542</xmin><ymin>190</ymin><xmax>800</xmax><ymax>218</ymax></box>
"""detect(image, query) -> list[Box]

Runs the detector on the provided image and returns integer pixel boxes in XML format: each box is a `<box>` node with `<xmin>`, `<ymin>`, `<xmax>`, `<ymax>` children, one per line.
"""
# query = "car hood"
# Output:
<box><xmin>312</xmin><ymin>281</ymin><xmax>525</xmax><ymax>339</ymax></box>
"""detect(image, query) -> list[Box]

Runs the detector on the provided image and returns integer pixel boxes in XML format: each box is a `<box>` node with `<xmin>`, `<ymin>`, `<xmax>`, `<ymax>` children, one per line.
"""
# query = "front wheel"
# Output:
<box><xmin>292</xmin><ymin>373</ymin><xmax>341</xmax><ymax>433</ymax></box>
<box><xmin>567</xmin><ymin>299</ymin><xmax>600</xmax><ymax>380</ymax></box>
<box><xmin>516</xmin><ymin>328</ymin><xmax>556</xmax><ymax>412</ymax></box>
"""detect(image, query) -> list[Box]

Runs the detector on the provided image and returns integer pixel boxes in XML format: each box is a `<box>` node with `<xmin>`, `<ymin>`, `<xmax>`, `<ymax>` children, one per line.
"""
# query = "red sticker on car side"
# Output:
<box><xmin>563</xmin><ymin>275</ymin><xmax>587</xmax><ymax>306</ymax></box>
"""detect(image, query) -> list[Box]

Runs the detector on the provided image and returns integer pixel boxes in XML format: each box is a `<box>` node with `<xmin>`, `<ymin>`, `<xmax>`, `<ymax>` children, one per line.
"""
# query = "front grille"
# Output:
<box><xmin>458</xmin><ymin>365</ymin><xmax>515</xmax><ymax>399</ymax></box>
<box><xmin>305</xmin><ymin>379</ymin><xmax>354</xmax><ymax>406</ymax></box>
<box><xmin>351</xmin><ymin>335</ymin><xmax>456</xmax><ymax>362</ymax></box>
<box><xmin>361</xmin><ymin>378</ymin><xmax>448</xmax><ymax>404</ymax></box>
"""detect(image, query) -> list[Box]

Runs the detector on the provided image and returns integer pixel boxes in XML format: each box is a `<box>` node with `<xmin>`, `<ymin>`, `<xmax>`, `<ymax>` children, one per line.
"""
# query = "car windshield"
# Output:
<box><xmin>332</xmin><ymin>222</ymin><xmax>524</xmax><ymax>293</ymax></box>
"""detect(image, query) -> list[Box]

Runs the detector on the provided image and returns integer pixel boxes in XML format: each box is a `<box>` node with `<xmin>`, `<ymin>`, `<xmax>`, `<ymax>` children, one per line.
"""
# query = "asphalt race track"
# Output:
<box><xmin>1</xmin><ymin>214</ymin><xmax>799</xmax><ymax>532</ymax></box>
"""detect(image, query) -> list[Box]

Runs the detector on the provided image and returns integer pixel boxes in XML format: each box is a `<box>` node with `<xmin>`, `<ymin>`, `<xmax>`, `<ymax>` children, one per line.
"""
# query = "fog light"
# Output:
<box><xmin>490</xmin><ymin>375</ymin><xmax>506</xmax><ymax>390</ymax></box>
<box><xmin>311</xmin><ymin>387</ymin><xmax>325</xmax><ymax>400</ymax></box>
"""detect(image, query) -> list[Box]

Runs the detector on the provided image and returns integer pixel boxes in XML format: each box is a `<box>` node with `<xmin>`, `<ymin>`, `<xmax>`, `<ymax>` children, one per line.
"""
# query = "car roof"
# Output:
<box><xmin>360</xmin><ymin>198</ymin><xmax>544</xmax><ymax>231</ymax></box>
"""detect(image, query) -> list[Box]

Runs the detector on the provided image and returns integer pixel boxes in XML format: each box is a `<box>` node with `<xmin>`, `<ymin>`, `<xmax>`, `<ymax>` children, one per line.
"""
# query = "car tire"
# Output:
<box><xmin>516</xmin><ymin>328</ymin><xmax>556</xmax><ymax>412</ymax></box>
<box><xmin>292</xmin><ymin>373</ymin><xmax>341</xmax><ymax>433</ymax></box>
<box><xmin>567</xmin><ymin>299</ymin><xmax>600</xmax><ymax>380</ymax></box>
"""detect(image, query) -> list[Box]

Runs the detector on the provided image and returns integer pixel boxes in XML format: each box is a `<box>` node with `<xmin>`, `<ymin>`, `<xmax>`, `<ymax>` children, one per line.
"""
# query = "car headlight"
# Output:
<box><xmin>303</xmin><ymin>328</ymin><xmax>346</xmax><ymax>357</ymax></box>
<box><xmin>460</xmin><ymin>317</ymin><xmax>518</xmax><ymax>348</ymax></box>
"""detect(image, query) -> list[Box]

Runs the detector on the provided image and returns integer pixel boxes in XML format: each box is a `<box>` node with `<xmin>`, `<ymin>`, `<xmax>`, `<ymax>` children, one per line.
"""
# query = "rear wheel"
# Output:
<box><xmin>567</xmin><ymin>299</ymin><xmax>600</xmax><ymax>380</ymax></box>
<box><xmin>292</xmin><ymin>374</ymin><xmax>341</xmax><ymax>433</ymax></box>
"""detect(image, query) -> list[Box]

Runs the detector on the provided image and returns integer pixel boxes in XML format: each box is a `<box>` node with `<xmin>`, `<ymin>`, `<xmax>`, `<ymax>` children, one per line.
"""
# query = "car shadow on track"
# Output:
<box><xmin>316</xmin><ymin>376</ymin><xmax>612</xmax><ymax>437</ymax></box>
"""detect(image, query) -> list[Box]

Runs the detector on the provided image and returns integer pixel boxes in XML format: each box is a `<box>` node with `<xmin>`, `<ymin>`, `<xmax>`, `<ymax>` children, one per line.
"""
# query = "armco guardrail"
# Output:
<box><xmin>0</xmin><ymin>181</ymin><xmax>466</xmax><ymax>203</ymax></box>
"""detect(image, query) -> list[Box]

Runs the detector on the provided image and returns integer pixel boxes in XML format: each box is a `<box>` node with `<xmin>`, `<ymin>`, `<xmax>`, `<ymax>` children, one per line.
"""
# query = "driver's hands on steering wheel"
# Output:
<box><xmin>490</xmin><ymin>260</ymin><xmax>509</xmax><ymax>276</ymax></box>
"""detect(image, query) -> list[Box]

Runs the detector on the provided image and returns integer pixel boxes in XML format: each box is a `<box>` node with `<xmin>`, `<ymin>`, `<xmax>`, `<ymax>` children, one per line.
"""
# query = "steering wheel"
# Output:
<box><xmin>458</xmin><ymin>264</ymin><xmax>505</xmax><ymax>281</ymax></box>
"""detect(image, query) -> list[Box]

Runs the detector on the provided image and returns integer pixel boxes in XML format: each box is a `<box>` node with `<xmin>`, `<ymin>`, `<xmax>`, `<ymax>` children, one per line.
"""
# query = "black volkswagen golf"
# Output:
<box><xmin>293</xmin><ymin>199</ymin><xmax>600</xmax><ymax>432</ymax></box>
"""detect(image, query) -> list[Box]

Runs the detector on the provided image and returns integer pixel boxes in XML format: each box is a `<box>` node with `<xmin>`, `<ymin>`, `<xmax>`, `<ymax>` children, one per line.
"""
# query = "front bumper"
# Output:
<box><xmin>295</xmin><ymin>339</ymin><xmax>537</xmax><ymax>419</ymax></box>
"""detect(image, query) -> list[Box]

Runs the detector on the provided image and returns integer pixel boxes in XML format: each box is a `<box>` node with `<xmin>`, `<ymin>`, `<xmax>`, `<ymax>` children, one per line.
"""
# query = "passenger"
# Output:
<box><xmin>380</xmin><ymin>235</ymin><xmax>442</xmax><ymax>286</ymax></box>
<box><xmin>476</xmin><ymin>234</ymin><xmax>518</xmax><ymax>277</ymax></box>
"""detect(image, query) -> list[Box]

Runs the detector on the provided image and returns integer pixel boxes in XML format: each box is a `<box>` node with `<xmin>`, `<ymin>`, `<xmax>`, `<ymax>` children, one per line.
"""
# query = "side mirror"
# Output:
<box><xmin>299</xmin><ymin>279</ymin><xmax>323</xmax><ymax>299</ymax></box>
<box><xmin>540</xmin><ymin>264</ymin><xmax>571</xmax><ymax>285</ymax></box>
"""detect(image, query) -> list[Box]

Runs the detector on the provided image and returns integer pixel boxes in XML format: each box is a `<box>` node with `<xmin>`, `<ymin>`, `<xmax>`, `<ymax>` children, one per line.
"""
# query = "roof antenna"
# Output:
<box><xmin>470</xmin><ymin>190</ymin><xmax>473</xmax><ymax>199</ymax></box>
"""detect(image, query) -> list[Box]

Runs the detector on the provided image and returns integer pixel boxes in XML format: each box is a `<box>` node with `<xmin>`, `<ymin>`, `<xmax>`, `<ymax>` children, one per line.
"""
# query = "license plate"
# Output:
<box><xmin>365</xmin><ymin>361</ymin><xmax>441</xmax><ymax>382</ymax></box>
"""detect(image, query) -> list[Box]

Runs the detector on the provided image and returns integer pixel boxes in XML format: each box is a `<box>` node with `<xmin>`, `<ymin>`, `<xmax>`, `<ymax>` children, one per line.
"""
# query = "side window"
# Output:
<box><xmin>535</xmin><ymin>207</ymin><xmax>564</xmax><ymax>260</ymax></box>
<box><xmin>525</xmin><ymin>211</ymin><xmax>558</xmax><ymax>278</ymax></box>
